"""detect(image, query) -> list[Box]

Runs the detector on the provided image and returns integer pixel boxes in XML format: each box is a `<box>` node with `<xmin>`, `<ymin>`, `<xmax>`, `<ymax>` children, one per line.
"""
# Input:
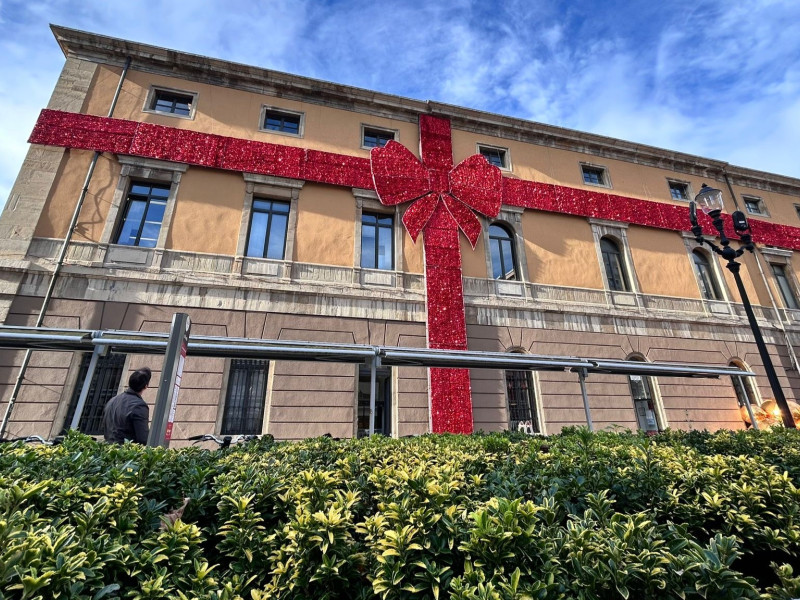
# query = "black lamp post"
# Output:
<box><xmin>689</xmin><ymin>183</ymin><xmax>795</xmax><ymax>428</ymax></box>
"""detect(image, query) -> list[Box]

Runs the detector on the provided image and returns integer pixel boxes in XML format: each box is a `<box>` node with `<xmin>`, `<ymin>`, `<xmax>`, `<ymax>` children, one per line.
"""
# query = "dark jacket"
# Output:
<box><xmin>103</xmin><ymin>388</ymin><xmax>149</xmax><ymax>444</ymax></box>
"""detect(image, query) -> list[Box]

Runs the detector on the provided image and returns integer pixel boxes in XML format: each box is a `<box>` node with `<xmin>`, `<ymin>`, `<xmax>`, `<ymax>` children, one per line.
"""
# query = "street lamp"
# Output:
<box><xmin>689</xmin><ymin>183</ymin><xmax>796</xmax><ymax>428</ymax></box>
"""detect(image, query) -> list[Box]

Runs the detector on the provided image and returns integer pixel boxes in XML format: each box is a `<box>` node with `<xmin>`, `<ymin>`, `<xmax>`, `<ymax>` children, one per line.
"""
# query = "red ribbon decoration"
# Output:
<box><xmin>370</xmin><ymin>115</ymin><xmax>502</xmax><ymax>433</ymax></box>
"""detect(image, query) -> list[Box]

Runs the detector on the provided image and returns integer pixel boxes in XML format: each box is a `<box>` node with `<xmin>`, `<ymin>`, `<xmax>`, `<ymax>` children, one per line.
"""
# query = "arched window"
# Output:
<box><xmin>489</xmin><ymin>224</ymin><xmax>518</xmax><ymax>280</ymax></box>
<box><xmin>505</xmin><ymin>365</ymin><xmax>540</xmax><ymax>434</ymax></box>
<box><xmin>627</xmin><ymin>356</ymin><xmax>663</xmax><ymax>434</ymax></box>
<box><xmin>730</xmin><ymin>360</ymin><xmax>761</xmax><ymax>428</ymax></box>
<box><xmin>600</xmin><ymin>237</ymin><xmax>630</xmax><ymax>291</ymax></box>
<box><xmin>692</xmin><ymin>249</ymin><xmax>723</xmax><ymax>300</ymax></box>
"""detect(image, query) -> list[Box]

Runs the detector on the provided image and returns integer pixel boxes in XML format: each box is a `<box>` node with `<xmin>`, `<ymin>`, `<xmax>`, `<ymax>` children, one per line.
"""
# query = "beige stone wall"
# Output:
<box><xmin>168</xmin><ymin>169</ymin><xmax>245</xmax><ymax>254</ymax></box>
<box><xmin>33</xmin><ymin>150</ymin><xmax>120</xmax><ymax>242</ymax></box>
<box><xmin>522</xmin><ymin>211</ymin><xmax>603</xmax><ymax>288</ymax></box>
<box><xmin>627</xmin><ymin>226</ymin><xmax>700</xmax><ymax>298</ymax></box>
<box><xmin>295</xmin><ymin>183</ymin><xmax>355</xmax><ymax>266</ymax></box>
<box><xmin>83</xmin><ymin>67</ymin><xmax>421</xmax><ymax>161</ymax></box>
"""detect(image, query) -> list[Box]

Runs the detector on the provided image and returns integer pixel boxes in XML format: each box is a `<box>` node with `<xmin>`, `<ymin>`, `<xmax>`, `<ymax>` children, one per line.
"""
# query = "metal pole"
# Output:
<box><xmin>69</xmin><ymin>344</ymin><xmax>104</xmax><ymax>431</ymax></box>
<box><xmin>577</xmin><ymin>368</ymin><xmax>594</xmax><ymax>431</ymax></box>
<box><xmin>728</xmin><ymin>261</ymin><xmax>796</xmax><ymax>428</ymax></box>
<box><xmin>148</xmin><ymin>313</ymin><xmax>191</xmax><ymax>447</ymax></box>
<box><xmin>368</xmin><ymin>354</ymin><xmax>379</xmax><ymax>436</ymax></box>
<box><xmin>0</xmin><ymin>56</ymin><xmax>132</xmax><ymax>439</ymax></box>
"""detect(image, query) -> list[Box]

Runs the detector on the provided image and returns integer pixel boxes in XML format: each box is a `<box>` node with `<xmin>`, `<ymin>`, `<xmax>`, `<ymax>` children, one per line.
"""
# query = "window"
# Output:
<box><xmin>628</xmin><ymin>357</ymin><xmax>663</xmax><ymax>434</ymax></box>
<box><xmin>114</xmin><ymin>182</ymin><xmax>170</xmax><ymax>247</ymax></box>
<box><xmin>692</xmin><ymin>249</ymin><xmax>723</xmax><ymax>300</ymax></box>
<box><xmin>357</xmin><ymin>366</ymin><xmax>391</xmax><ymax>437</ymax></box>
<box><xmin>668</xmin><ymin>181</ymin><xmax>690</xmax><ymax>201</ymax></box>
<box><xmin>730</xmin><ymin>361</ymin><xmax>761</xmax><ymax>428</ymax></box>
<box><xmin>743</xmin><ymin>195</ymin><xmax>767</xmax><ymax>216</ymax></box>
<box><xmin>489</xmin><ymin>224</ymin><xmax>517</xmax><ymax>280</ymax></box>
<box><xmin>361</xmin><ymin>212</ymin><xmax>393</xmax><ymax>269</ymax></box>
<box><xmin>62</xmin><ymin>352</ymin><xmax>126</xmax><ymax>435</ymax></box>
<box><xmin>581</xmin><ymin>164</ymin><xmax>609</xmax><ymax>187</ymax></box>
<box><xmin>261</xmin><ymin>107</ymin><xmax>303</xmax><ymax>136</ymax></box>
<box><xmin>478</xmin><ymin>144</ymin><xmax>509</xmax><ymax>169</ymax></box>
<box><xmin>505</xmin><ymin>369</ymin><xmax>540</xmax><ymax>434</ymax></box>
<box><xmin>246</xmin><ymin>199</ymin><xmax>290</xmax><ymax>259</ymax></box>
<box><xmin>795</xmin><ymin>204</ymin><xmax>800</xmax><ymax>221</ymax></box>
<box><xmin>772</xmin><ymin>263</ymin><xmax>799</xmax><ymax>309</ymax></box>
<box><xmin>221</xmin><ymin>359</ymin><xmax>268</xmax><ymax>435</ymax></box>
<box><xmin>362</xmin><ymin>127</ymin><xmax>395</xmax><ymax>149</ymax></box>
<box><xmin>148</xmin><ymin>88</ymin><xmax>195</xmax><ymax>117</ymax></box>
<box><xmin>600</xmin><ymin>237</ymin><xmax>630</xmax><ymax>291</ymax></box>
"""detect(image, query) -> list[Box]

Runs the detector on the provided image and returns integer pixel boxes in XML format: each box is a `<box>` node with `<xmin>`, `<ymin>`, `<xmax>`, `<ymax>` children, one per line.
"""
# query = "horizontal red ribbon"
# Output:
<box><xmin>29</xmin><ymin>109</ymin><xmax>800</xmax><ymax>252</ymax></box>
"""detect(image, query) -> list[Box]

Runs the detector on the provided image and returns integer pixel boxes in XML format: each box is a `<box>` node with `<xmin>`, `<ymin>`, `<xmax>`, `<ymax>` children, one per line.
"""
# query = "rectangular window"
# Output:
<box><xmin>246</xmin><ymin>199</ymin><xmax>290</xmax><ymax>259</ymax></box>
<box><xmin>221</xmin><ymin>359</ymin><xmax>268</xmax><ymax>435</ymax></box>
<box><xmin>581</xmin><ymin>164</ymin><xmax>609</xmax><ymax>187</ymax></box>
<box><xmin>150</xmin><ymin>89</ymin><xmax>194</xmax><ymax>116</ymax></box>
<box><xmin>361</xmin><ymin>212</ymin><xmax>393</xmax><ymax>269</ymax></box>
<box><xmin>743</xmin><ymin>195</ymin><xmax>767</xmax><ymax>216</ymax></box>
<box><xmin>262</xmin><ymin>108</ymin><xmax>303</xmax><ymax>135</ymax></box>
<box><xmin>772</xmin><ymin>264</ymin><xmax>799</xmax><ymax>310</ymax></box>
<box><xmin>357</xmin><ymin>366</ymin><xmax>391</xmax><ymax>437</ymax></box>
<box><xmin>62</xmin><ymin>352</ymin><xmax>126</xmax><ymax>435</ymax></box>
<box><xmin>795</xmin><ymin>204</ymin><xmax>800</xmax><ymax>221</ymax></box>
<box><xmin>506</xmin><ymin>370</ymin><xmax>539</xmax><ymax>434</ymax></box>
<box><xmin>115</xmin><ymin>182</ymin><xmax>170</xmax><ymax>247</ymax></box>
<box><xmin>478</xmin><ymin>145</ymin><xmax>509</xmax><ymax>169</ymax></box>
<box><xmin>668</xmin><ymin>181</ymin><xmax>689</xmax><ymax>201</ymax></box>
<box><xmin>362</xmin><ymin>127</ymin><xmax>395</xmax><ymax>149</ymax></box>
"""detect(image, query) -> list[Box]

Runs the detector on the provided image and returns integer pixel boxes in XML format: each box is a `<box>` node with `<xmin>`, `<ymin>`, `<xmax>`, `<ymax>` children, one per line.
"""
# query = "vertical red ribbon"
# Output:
<box><xmin>418</xmin><ymin>115</ymin><xmax>474</xmax><ymax>433</ymax></box>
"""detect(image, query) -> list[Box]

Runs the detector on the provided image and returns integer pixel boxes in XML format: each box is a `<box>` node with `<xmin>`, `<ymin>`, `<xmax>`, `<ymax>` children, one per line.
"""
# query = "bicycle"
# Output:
<box><xmin>187</xmin><ymin>433</ymin><xmax>262</xmax><ymax>448</ymax></box>
<box><xmin>0</xmin><ymin>435</ymin><xmax>66</xmax><ymax>445</ymax></box>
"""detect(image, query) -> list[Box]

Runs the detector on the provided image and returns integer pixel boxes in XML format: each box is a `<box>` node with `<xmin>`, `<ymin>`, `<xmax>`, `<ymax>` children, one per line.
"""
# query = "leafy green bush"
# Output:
<box><xmin>1</xmin><ymin>428</ymin><xmax>800</xmax><ymax>598</ymax></box>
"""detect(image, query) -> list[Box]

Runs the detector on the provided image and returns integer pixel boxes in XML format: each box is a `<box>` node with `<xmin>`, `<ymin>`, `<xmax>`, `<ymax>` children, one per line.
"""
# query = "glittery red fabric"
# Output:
<box><xmin>28</xmin><ymin>108</ymin><xmax>800</xmax><ymax>434</ymax></box>
<box><xmin>370</xmin><ymin>115</ymin><xmax>504</xmax><ymax>433</ymax></box>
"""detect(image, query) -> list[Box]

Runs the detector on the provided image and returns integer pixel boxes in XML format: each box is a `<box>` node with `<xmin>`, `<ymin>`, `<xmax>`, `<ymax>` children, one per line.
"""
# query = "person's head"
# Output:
<box><xmin>128</xmin><ymin>367</ymin><xmax>152</xmax><ymax>393</ymax></box>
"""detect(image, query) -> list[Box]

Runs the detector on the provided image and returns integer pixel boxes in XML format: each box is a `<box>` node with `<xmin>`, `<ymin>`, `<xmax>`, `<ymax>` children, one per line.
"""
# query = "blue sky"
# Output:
<box><xmin>1</xmin><ymin>0</ymin><xmax>799</xmax><ymax>209</ymax></box>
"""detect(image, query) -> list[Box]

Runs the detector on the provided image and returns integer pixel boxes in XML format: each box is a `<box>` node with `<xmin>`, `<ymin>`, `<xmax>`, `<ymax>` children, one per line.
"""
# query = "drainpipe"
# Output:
<box><xmin>0</xmin><ymin>57</ymin><xmax>133</xmax><ymax>438</ymax></box>
<box><xmin>723</xmin><ymin>172</ymin><xmax>800</xmax><ymax>377</ymax></box>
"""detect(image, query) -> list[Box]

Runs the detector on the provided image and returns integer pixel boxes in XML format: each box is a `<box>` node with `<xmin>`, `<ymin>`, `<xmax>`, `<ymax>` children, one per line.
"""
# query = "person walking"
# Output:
<box><xmin>103</xmin><ymin>367</ymin><xmax>152</xmax><ymax>444</ymax></box>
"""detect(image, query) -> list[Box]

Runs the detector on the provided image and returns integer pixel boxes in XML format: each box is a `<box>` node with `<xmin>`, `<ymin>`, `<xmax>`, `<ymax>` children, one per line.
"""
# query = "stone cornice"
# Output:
<box><xmin>51</xmin><ymin>25</ymin><xmax>800</xmax><ymax>197</ymax></box>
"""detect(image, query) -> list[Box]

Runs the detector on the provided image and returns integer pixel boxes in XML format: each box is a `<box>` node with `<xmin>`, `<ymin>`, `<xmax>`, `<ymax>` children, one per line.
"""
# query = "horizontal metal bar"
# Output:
<box><xmin>0</xmin><ymin>326</ymin><xmax>755</xmax><ymax>378</ymax></box>
<box><xmin>589</xmin><ymin>360</ymin><xmax>755</xmax><ymax>378</ymax></box>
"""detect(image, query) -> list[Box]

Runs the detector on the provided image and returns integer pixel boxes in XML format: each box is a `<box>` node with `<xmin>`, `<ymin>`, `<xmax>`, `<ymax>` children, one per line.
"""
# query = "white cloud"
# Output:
<box><xmin>1</xmin><ymin>0</ymin><xmax>800</xmax><ymax>211</ymax></box>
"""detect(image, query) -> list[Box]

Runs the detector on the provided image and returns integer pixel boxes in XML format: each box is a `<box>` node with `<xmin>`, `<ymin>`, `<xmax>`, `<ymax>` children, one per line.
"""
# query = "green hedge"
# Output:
<box><xmin>2</xmin><ymin>428</ymin><xmax>800</xmax><ymax>599</ymax></box>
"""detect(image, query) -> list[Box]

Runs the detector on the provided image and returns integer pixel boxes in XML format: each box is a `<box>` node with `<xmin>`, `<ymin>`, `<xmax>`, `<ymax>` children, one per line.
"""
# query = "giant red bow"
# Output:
<box><xmin>370</xmin><ymin>141</ymin><xmax>503</xmax><ymax>246</ymax></box>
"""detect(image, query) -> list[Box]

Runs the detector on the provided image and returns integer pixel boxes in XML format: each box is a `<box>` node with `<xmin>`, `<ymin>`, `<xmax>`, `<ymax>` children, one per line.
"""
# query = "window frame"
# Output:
<box><xmin>667</xmin><ymin>179</ymin><xmax>691</xmax><ymax>202</ymax></box>
<box><xmin>245</xmin><ymin>198</ymin><xmax>291</xmax><ymax>260</ymax></box>
<box><xmin>742</xmin><ymin>194</ymin><xmax>769</xmax><ymax>217</ymax></box>
<box><xmin>61</xmin><ymin>352</ymin><xmax>127</xmax><ymax>436</ymax></box>
<box><xmin>259</xmin><ymin>105</ymin><xmax>305</xmax><ymax>137</ymax></box>
<box><xmin>143</xmin><ymin>86</ymin><xmax>198</xmax><ymax>120</ymax></box>
<box><xmin>357</xmin><ymin>365</ymin><xmax>392</xmax><ymax>437</ymax></box>
<box><xmin>236</xmin><ymin>174</ymin><xmax>302</xmax><ymax>278</ymax></box>
<box><xmin>361</xmin><ymin>125</ymin><xmax>397</xmax><ymax>150</ymax></box>
<box><xmin>113</xmin><ymin>181</ymin><xmax>171</xmax><ymax>248</ymax></box>
<box><xmin>477</xmin><ymin>143</ymin><xmax>511</xmax><ymax>171</ymax></box>
<box><xmin>100</xmin><ymin>157</ymin><xmax>185</xmax><ymax>269</ymax></box>
<box><xmin>580</xmin><ymin>162</ymin><xmax>612</xmax><ymax>188</ymax></box>
<box><xmin>626</xmin><ymin>355</ymin><xmax>667</xmax><ymax>434</ymax></box>
<box><xmin>691</xmin><ymin>248</ymin><xmax>724</xmax><ymax>301</ymax></box>
<box><xmin>219</xmin><ymin>358</ymin><xmax>269</xmax><ymax>436</ymax></box>
<box><xmin>488</xmin><ymin>222</ymin><xmax>518</xmax><ymax>280</ymax></box>
<box><xmin>771</xmin><ymin>262</ymin><xmax>800</xmax><ymax>310</ymax></box>
<box><xmin>360</xmin><ymin>211</ymin><xmax>395</xmax><ymax>270</ymax></box>
<box><xmin>353</xmin><ymin>189</ymin><xmax>403</xmax><ymax>286</ymax></box>
<box><xmin>600</xmin><ymin>236</ymin><xmax>631</xmax><ymax>292</ymax></box>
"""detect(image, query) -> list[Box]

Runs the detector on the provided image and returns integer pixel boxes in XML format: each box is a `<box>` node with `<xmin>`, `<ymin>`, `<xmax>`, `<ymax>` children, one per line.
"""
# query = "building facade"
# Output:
<box><xmin>2</xmin><ymin>26</ymin><xmax>800</xmax><ymax>442</ymax></box>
